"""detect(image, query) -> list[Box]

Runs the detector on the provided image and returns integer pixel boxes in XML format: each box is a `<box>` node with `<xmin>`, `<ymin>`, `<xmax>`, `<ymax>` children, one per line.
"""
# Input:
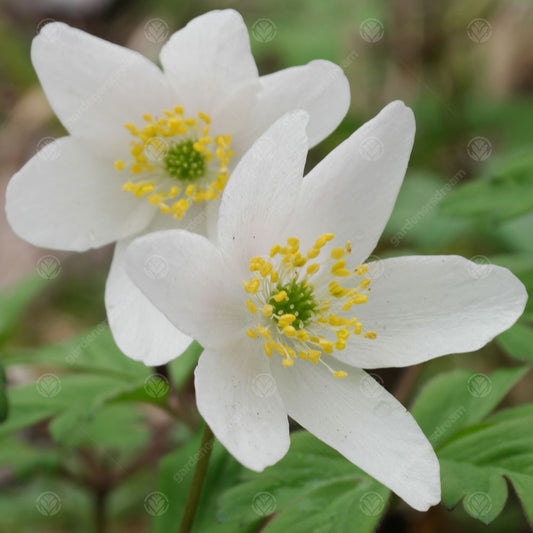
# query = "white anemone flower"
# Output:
<box><xmin>126</xmin><ymin>103</ymin><xmax>527</xmax><ymax>510</ymax></box>
<box><xmin>5</xmin><ymin>9</ymin><xmax>349</xmax><ymax>365</ymax></box>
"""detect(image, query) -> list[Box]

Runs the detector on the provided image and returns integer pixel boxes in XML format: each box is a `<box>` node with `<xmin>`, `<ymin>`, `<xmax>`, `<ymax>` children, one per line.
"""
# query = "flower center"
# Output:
<box><xmin>243</xmin><ymin>234</ymin><xmax>377</xmax><ymax>378</ymax></box>
<box><xmin>114</xmin><ymin>107</ymin><xmax>234</xmax><ymax>220</ymax></box>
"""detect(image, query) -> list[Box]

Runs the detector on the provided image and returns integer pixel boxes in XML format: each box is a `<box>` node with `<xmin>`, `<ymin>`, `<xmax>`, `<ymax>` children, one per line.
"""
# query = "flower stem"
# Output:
<box><xmin>178</xmin><ymin>423</ymin><xmax>215</xmax><ymax>533</ymax></box>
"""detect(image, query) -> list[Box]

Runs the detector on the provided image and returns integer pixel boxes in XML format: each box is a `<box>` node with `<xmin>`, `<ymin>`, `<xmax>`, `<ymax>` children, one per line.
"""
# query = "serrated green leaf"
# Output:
<box><xmin>410</xmin><ymin>366</ymin><xmax>528</xmax><ymax>448</ymax></box>
<box><xmin>438</xmin><ymin>409</ymin><xmax>533</xmax><ymax>525</ymax></box>
<box><xmin>218</xmin><ymin>431</ymin><xmax>390</xmax><ymax>533</ymax></box>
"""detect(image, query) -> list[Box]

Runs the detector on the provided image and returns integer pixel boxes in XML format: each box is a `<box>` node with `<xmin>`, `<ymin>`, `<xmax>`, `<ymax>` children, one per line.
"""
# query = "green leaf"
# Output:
<box><xmin>438</xmin><ymin>408</ymin><xmax>533</xmax><ymax>525</ymax></box>
<box><xmin>411</xmin><ymin>368</ymin><xmax>532</xmax><ymax>525</ymax></box>
<box><xmin>0</xmin><ymin>275</ymin><xmax>48</xmax><ymax>343</ymax></box>
<box><xmin>0</xmin><ymin>438</ymin><xmax>60</xmax><ymax>479</ymax></box>
<box><xmin>218</xmin><ymin>431</ymin><xmax>390</xmax><ymax>533</ymax></box>
<box><xmin>0</xmin><ymin>362</ymin><xmax>7</xmax><ymax>422</ymax></box>
<box><xmin>440</xmin><ymin>150</ymin><xmax>533</xmax><ymax>221</ymax></box>
<box><xmin>154</xmin><ymin>430</ymin><xmax>249</xmax><ymax>533</ymax></box>
<box><xmin>410</xmin><ymin>366</ymin><xmax>529</xmax><ymax>448</ymax></box>
<box><xmin>497</xmin><ymin>321</ymin><xmax>533</xmax><ymax>363</ymax></box>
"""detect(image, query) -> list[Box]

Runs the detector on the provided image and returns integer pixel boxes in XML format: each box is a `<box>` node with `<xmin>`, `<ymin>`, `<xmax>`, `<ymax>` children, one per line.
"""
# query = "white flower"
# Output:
<box><xmin>5</xmin><ymin>10</ymin><xmax>350</xmax><ymax>365</ymax></box>
<box><xmin>125</xmin><ymin>103</ymin><xmax>527</xmax><ymax>510</ymax></box>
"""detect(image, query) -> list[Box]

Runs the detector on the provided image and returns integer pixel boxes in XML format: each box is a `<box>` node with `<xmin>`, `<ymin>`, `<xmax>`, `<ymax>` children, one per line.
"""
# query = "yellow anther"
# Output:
<box><xmin>356</xmin><ymin>264</ymin><xmax>369</xmax><ymax>275</ymax></box>
<box><xmin>319</xmin><ymin>339</ymin><xmax>334</xmax><ymax>354</ymax></box>
<box><xmin>243</xmin><ymin>278</ymin><xmax>260</xmax><ymax>294</ymax></box>
<box><xmin>256</xmin><ymin>325</ymin><xmax>271</xmax><ymax>338</ymax></box>
<box><xmin>142</xmin><ymin>113</ymin><xmax>153</xmax><ymax>122</ymax></box>
<box><xmin>308</xmin><ymin>350</ymin><xmax>321</xmax><ymax>363</ymax></box>
<box><xmin>337</xmin><ymin>328</ymin><xmax>350</xmax><ymax>340</ymax></box>
<box><xmin>282</xmin><ymin>358</ymin><xmax>294</xmax><ymax>367</ymax></box>
<box><xmin>173</xmin><ymin>105</ymin><xmax>184</xmax><ymax>114</ymax></box>
<box><xmin>278</xmin><ymin>314</ymin><xmax>296</xmax><ymax>327</ymax></box>
<box><xmin>331</xmin><ymin>247</ymin><xmax>345</xmax><ymax>259</ymax></box>
<box><xmin>283</xmin><ymin>325</ymin><xmax>297</xmax><ymax>337</ymax></box>
<box><xmin>307</xmin><ymin>247</ymin><xmax>320</xmax><ymax>259</ymax></box>
<box><xmin>264</xmin><ymin>342</ymin><xmax>273</xmax><ymax>356</ymax></box>
<box><xmin>246</xmin><ymin>329</ymin><xmax>258</xmax><ymax>338</ymax></box>
<box><xmin>273</xmin><ymin>291</ymin><xmax>287</xmax><ymax>303</ymax></box>
<box><xmin>335</xmin><ymin>340</ymin><xmax>346</xmax><ymax>350</ymax></box>
<box><xmin>359</xmin><ymin>278</ymin><xmax>371</xmax><ymax>289</ymax></box>
<box><xmin>364</xmin><ymin>331</ymin><xmax>377</xmax><ymax>339</ymax></box>
<box><xmin>354</xmin><ymin>322</ymin><xmax>362</xmax><ymax>335</ymax></box>
<box><xmin>306</xmin><ymin>263</ymin><xmax>319</xmax><ymax>275</ymax></box>
<box><xmin>314</xmin><ymin>235</ymin><xmax>328</xmax><ymax>248</ymax></box>
<box><xmin>114</xmin><ymin>159</ymin><xmax>125</xmax><ymax>171</ymax></box>
<box><xmin>260</xmin><ymin>263</ymin><xmax>273</xmax><ymax>277</ymax></box>
<box><xmin>287</xmin><ymin>237</ymin><xmax>299</xmax><ymax>248</ymax></box>
<box><xmin>296</xmin><ymin>330</ymin><xmax>309</xmax><ymax>342</ymax></box>
<box><xmin>246</xmin><ymin>299</ymin><xmax>257</xmax><ymax>314</ymax></box>
<box><xmin>270</xmin><ymin>244</ymin><xmax>280</xmax><ymax>257</ymax></box>
<box><xmin>193</xmin><ymin>142</ymin><xmax>206</xmax><ymax>153</ymax></box>
<box><xmin>198</xmin><ymin>111</ymin><xmax>211</xmax><ymax>123</ymax></box>
<box><xmin>262</xmin><ymin>304</ymin><xmax>274</xmax><ymax>317</ymax></box>
<box><xmin>353</xmin><ymin>294</ymin><xmax>369</xmax><ymax>304</ymax></box>
<box><xmin>293</xmin><ymin>256</ymin><xmax>307</xmax><ymax>267</ymax></box>
<box><xmin>345</xmin><ymin>241</ymin><xmax>352</xmax><ymax>253</ymax></box>
<box><xmin>333</xmin><ymin>371</ymin><xmax>348</xmax><ymax>378</ymax></box>
<box><xmin>270</xmin><ymin>270</ymin><xmax>279</xmax><ymax>283</ymax></box>
<box><xmin>332</xmin><ymin>260</ymin><xmax>346</xmax><ymax>271</ymax></box>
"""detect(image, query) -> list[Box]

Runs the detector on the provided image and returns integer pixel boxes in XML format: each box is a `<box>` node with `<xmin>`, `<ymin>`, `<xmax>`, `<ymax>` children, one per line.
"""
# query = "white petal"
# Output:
<box><xmin>126</xmin><ymin>229</ymin><xmax>248</xmax><ymax>351</ymax></box>
<box><xmin>5</xmin><ymin>137</ymin><xmax>154</xmax><ymax>251</ymax></box>
<box><xmin>335</xmin><ymin>255</ymin><xmax>527</xmax><ymax>368</ymax></box>
<box><xmin>271</xmin><ymin>359</ymin><xmax>441</xmax><ymax>511</ymax></box>
<box><xmin>195</xmin><ymin>341</ymin><xmax>290</xmax><ymax>471</ymax></box>
<box><xmin>32</xmin><ymin>23</ymin><xmax>174</xmax><ymax>141</ymax></box>
<box><xmin>242</xmin><ymin>60</ymin><xmax>350</xmax><ymax>150</ymax></box>
<box><xmin>217</xmin><ymin>111</ymin><xmax>309</xmax><ymax>278</ymax></box>
<box><xmin>105</xmin><ymin>238</ymin><xmax>192</xmax><ymax>366</ymax></box>
<box><xmin>160</xmin><ymin>10</ymin><xmax>258</xmax><ymax>114</ymax></box>
<box><xmin>287</xmin><ymin>101</ymin><xmax>415</xmax><ymax>263</ymax></box>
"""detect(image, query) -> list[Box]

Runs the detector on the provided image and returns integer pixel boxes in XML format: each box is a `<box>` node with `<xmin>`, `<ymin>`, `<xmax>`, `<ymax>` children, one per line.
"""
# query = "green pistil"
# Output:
<box><xmin>164</xmin><ymin>140</ymin><xmax>206</xmax><ymax>181</ymax></box>
<box><xmin>270</xmin><ymin>279</ymin><xmax>317</xmax><ymax>329</ymax></box>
